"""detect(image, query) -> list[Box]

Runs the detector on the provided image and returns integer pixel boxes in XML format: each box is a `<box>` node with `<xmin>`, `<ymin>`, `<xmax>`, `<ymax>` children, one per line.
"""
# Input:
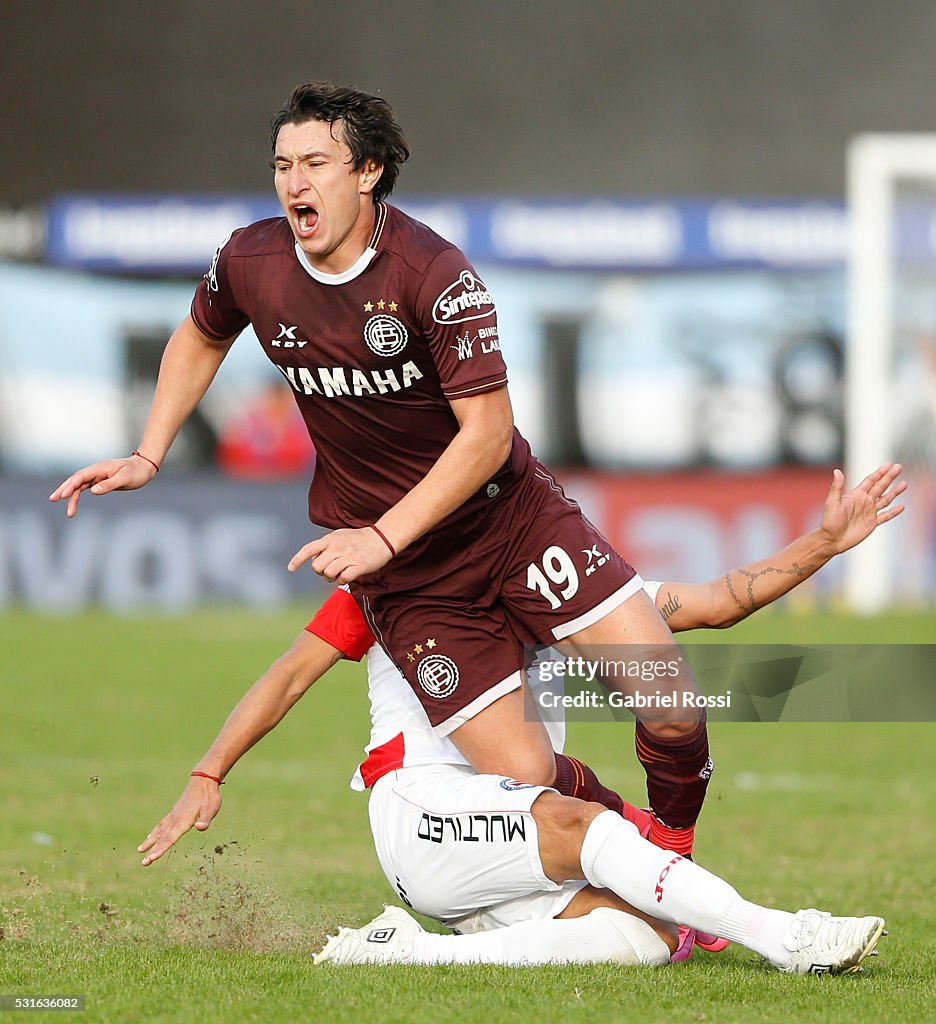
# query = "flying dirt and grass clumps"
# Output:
<box><xmin>166</xmin><ymin>842</ymin><xmax>307</xmax><ymax>953</ymax></box>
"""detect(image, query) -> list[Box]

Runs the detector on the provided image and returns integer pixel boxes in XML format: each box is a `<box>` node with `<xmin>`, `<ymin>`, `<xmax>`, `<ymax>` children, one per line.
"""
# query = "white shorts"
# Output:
<box><xmin>368</xmin><ymin>764</ymin><xmax>586</xmax><ymax>932</ymax></box>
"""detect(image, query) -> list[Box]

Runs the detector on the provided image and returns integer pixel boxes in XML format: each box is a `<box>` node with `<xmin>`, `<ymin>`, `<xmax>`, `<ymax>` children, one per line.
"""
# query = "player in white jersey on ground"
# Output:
<box><xmin>139</xmin><ymin>466</ymin><xmax>902</xmax><ymax>972</ymax></box>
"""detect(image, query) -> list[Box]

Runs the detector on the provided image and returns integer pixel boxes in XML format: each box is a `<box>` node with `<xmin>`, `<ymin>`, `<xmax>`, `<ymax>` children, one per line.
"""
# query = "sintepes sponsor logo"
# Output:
<box><xmin>432</xmin><ymin>269</ymin><xmax>495</xmax><ymax>325</ymax></box>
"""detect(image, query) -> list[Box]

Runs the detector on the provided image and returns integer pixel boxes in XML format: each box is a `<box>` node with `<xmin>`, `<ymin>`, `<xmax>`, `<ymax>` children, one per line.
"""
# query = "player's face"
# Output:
<box><xmin>273</xmin><ymin>119</ymin><xmax>381</xmax><ymax>273</ymax></box>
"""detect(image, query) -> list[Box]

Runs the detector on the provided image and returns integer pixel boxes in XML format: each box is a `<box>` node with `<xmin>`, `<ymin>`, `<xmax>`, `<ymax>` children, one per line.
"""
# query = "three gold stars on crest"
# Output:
<box><xmin>406</xmin><ymin>638</ymin><xmax>437</xmax><ymax>662</ymax></box>
<box><xmin>363</xmin><ymin>299</ymin><xmax>398</xmax><ymax>312</ymax></box>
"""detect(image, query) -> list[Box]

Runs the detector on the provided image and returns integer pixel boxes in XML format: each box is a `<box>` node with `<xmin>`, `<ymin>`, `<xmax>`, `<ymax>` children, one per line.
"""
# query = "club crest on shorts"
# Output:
<box><xmin>416</xmin><ymin>654</ymin><xmax>459</xmax><ymax>699</ymax></box>
<box><xmin>364</xmin><ymin>314</ymin><xmax>408</xmax><ymax>357</ymax></box>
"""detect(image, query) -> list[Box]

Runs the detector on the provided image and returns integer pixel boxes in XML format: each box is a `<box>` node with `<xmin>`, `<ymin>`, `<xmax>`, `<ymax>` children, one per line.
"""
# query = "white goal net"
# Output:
<box><xmin>846</xmin><ymin>135</ymin><xmax>936</xmax><ymax>613</ymax></box>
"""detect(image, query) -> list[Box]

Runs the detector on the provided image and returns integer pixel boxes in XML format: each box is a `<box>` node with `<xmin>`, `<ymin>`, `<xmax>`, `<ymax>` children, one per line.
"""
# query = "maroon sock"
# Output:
<box><xmin>635</xmin><ymin>720</ymin><xmax>713</xmax><ymax>837</ymax></box>
<box><xmin>552</xmin><ymin>753</ymin><xmax>649</xmax><ymax>832</ymax></box>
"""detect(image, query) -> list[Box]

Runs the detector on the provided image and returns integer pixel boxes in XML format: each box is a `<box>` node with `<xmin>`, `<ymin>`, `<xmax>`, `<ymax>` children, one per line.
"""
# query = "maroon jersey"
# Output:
<box><xmin>191</xmin><ymin>202</ymin><xmax>531</xmax><ymax>532</ymax></box>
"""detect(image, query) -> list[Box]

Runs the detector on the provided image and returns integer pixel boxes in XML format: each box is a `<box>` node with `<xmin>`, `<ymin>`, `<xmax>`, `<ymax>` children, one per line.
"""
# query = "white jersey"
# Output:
<box><xmin>350</xmin><ymin>580</ymin><xmax>662</xmax><ymax>790</ymax></box>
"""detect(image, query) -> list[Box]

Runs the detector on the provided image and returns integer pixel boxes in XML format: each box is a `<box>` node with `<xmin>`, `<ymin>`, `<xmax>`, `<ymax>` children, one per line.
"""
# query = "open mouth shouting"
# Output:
<box><xmin>292</xmin><ymin>204</ymin><xmax>319</xmax><ymax>238</ymax></box>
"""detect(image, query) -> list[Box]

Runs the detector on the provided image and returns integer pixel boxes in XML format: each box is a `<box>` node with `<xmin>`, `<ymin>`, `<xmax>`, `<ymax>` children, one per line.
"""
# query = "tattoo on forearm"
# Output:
<box><xmin>659</xmin><ymin>590</ymin><xmax>682</xmax><ymax>622</ymax></box>
<box><xmin>724</xmin><ymin>563</ymin><xmax>815</xmax><ymax>612</ymax></box>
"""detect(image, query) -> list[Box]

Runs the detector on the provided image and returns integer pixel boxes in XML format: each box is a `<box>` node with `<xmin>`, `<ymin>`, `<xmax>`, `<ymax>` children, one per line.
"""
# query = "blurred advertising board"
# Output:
<box><xmin>2</xmin><ymin>468</ymin><xmax>864</xmax><ymax>613</ymax></box>
<box><xmin>45</xmin><ymin>195</ymin><xmax>851</xmax><ymax>274</ymax></box>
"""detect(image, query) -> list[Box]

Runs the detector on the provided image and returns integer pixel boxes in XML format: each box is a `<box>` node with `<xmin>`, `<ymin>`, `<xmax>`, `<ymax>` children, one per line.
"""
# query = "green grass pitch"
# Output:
<box><xmin>1</xmin><ymin>605</ymin><xmax>934</xmax><ymax>1023</ymax></box>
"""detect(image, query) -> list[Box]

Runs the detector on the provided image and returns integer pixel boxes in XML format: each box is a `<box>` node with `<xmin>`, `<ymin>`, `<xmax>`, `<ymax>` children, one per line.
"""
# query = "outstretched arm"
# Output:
<box><xmin>137</xmin><ymin>629</ymin><xmax>341</xmax><ymax>865</ymax></box>
<box><xmin>49</xmin><ymin>316</ymin><xmax>237</xmax><ymax>517</ymax></box>
<box><xmin>655</xmin><ymin>463</ymin><xmax>907</xmax><ymax>632</ymax></box>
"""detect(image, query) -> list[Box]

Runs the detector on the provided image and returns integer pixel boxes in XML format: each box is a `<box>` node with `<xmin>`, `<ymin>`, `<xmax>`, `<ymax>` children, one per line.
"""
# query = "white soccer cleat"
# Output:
<box><xmin>313</xmin><ymin>905</ymin><xmax>424</xmax><ymax>965</ymax></box>
<box><xmin>776</xmin><ymin>908</ymin><xmax>886</xmax><ymax>975</ymax></box>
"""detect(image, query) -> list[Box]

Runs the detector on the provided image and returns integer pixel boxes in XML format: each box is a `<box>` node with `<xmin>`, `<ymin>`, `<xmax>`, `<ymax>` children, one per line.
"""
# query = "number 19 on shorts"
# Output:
<box><xmin>526</xmin><ymin>546</ymin><xmax>580</xmax><ymax>609</ymax></box>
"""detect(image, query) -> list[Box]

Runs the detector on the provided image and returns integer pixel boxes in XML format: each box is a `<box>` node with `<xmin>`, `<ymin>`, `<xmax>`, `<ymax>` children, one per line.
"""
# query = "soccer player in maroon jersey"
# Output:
<box><xmin>46</xmin><ymin>82</ymin><xmax>884</xmax><ymax>858</ymax></box>
<box><xmin>135</xmin><ymin>465</ymin><xmax>900</xmax><ymax>970</ymax></box>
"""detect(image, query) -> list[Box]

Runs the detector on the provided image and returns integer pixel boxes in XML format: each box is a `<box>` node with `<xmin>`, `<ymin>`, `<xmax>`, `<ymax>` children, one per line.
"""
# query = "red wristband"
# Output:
<box><xmin>131</xmin><ymin>450</ymin><xmax>160</xmax><ymax>473</ymax></box>
<box><xmin>369</xmin><ymin>524</ymin><xmax>396</xmax><ymax>557</ymax></box>
<box><xmin>191</xmin><ymin>771</ymin><xmax>224</xmax><ymax>785</ymax></box>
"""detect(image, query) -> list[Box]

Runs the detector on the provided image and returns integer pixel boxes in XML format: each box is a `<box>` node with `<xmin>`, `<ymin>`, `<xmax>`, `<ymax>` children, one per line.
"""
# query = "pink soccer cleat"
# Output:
<box><xmin>694</xmin><ymin>931</ymin><xmax>730</xmax><ymax>953</ymax></box>
<box><xmin>671</xmin><ymin>926</ymin><xmax>696</xmax><ymax>962</ymax></box>
<box><xmin>670</xmin><ymin>926</ymin><xmax>730</xmax><ymax>962</ymax></box>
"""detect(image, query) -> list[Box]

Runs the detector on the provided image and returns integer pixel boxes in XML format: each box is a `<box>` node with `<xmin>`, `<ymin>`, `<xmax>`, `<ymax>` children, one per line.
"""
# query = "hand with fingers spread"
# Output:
<box><xmin>819</xmin><ymin>463</ymin><xmax>907</xmax><ymax>556</ymax></box>
<box><xmin>48</xmin><ymin>453</ymin><xmax>159</xmax><ymax>518</ymax></box>
<box><xmin>288</xmin><ymin>525</ymin><xmax>394</xmax><ymax>584</ymax></box>
<box><xmin>137</xmin><ymin>774</ymin><xmax>223</xmax><ymax>866</ymax></box>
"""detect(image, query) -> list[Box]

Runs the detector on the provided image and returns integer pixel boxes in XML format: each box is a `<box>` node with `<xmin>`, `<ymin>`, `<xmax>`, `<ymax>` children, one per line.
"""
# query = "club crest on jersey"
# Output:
<box><xmin>364</xmin><ymin>314</ymin><xmax>408</xmax><ymax>357</ymax></box>
<box><xmin>415</xmin><ymin>654</ymin><xmax>459</xmax><ymax>700</ymax></box>
<box><xmin>432</xmin><ymin>270</ymin><xmax>495</xmax><ymax>325</ymax></box>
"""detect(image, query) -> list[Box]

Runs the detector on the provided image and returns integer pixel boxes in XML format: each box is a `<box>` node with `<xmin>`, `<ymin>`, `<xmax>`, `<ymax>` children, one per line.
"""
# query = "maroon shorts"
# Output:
<box><xmin>353</xmin><ymin>464</ymin><xmax>642</xmax><ymax>735</ymax></box>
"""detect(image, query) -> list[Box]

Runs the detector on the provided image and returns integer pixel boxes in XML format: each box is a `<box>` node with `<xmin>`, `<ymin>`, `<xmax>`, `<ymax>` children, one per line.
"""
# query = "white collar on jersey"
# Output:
<box><xmin>294</xmin><ymin>242</ymin><xmax>376</xmax><ymax>284</ymax></box>
<box><xmin>292</xmin><ymin>201</ymin><xmax>388</xmax><ymax>285</ymax></box>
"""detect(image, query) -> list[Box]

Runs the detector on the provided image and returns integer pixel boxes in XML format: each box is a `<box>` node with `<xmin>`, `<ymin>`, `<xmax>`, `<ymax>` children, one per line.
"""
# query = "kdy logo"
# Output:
<box><xmin>583</xmin><ymin>545</ymin><xmax>609</xmax><ymax>577</ymax></box>
<box><xmin>272</xmin><ymin>324</ymin><xmax>307</xmax><ymax>348</ymax></box>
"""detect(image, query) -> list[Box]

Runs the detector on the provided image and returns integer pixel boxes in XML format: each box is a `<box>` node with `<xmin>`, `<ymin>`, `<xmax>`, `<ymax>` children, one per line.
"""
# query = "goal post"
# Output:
<box><xmin>845</xmin><ymin>134</ymin><xmax>936</xmax><ymax>613</ymax></box>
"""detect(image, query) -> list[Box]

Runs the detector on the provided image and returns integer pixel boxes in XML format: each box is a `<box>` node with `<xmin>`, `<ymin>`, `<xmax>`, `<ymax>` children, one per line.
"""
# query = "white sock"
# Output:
<box><xmin>409</xmin><ymin>908</ymin><xmax>671</xmax><ymax>966</ymax></box>
<box><xmin>579</xmin><ymin>811</ymin><xmax>794</xmax><ymax>966</ymax></box>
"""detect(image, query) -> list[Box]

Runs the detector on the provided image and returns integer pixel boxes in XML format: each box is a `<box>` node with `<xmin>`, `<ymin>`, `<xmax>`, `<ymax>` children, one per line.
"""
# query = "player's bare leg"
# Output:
<box><xmin>555</xmin><ymin>885</ymin><xmax>677</xmax><ymax>949</ymax></box>
<box><xmin>449</xmin><ymin>686</ymin><xmax>558</xmax><ymax>785</ymax></box>
<box><xmin>563</xmin><ymin>589</ymin><xmax>712</xmax><ymax>856</ymax></box>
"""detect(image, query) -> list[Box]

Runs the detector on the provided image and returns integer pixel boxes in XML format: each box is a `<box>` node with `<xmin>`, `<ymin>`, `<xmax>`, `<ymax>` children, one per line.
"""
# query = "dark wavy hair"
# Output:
<box><xmin>270</xmin><ymin>81</ymin><xmax>410</xmax><ymax>201</ymax></box>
